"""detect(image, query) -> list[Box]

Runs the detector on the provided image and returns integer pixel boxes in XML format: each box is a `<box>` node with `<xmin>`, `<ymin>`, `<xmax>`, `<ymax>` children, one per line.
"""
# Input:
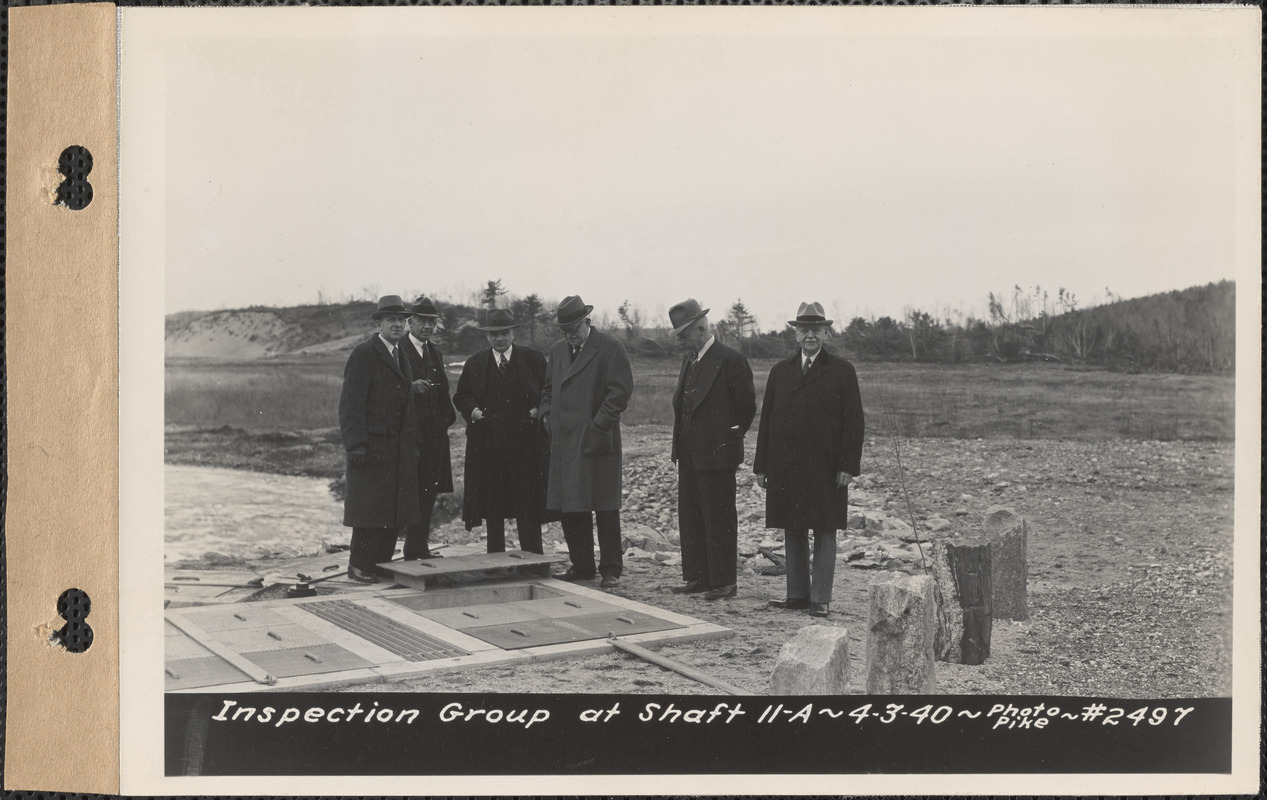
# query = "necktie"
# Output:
<box><xmin>498</xmin><ymin>354</ymin><xmax>509</xmax><ymax>374</ymax></box>
<box><xmin>803</xmin><ymin>357</ymin><xmax>812</xmax><ymax>375</ymax></box>
<box><xmin>570</xmin><ymin>345</ymin><xmax>579</xmax><ymax>363</ymax></box>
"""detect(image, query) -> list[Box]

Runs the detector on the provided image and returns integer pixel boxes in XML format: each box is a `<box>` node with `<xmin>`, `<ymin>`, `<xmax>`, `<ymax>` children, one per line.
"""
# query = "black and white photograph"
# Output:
<box><xmin>114</xmin><ymin>6</ymin><xmax>1259</xmax><ymax>793</ymax></box>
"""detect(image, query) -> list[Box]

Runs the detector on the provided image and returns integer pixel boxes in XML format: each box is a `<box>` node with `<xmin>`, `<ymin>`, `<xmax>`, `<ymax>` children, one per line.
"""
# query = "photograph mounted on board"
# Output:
<box><xmin>114</xmin><ymin>5</ymin><xmax>1259</xmax><ymax>793</ymax></box>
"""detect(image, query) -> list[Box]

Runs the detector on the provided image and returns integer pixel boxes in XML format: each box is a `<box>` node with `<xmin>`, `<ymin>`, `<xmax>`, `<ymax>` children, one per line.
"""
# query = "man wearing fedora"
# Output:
<box><xmin>401</xmin><ymin>295</ymin><xmax>458</xmax><ymax>560</ymax></box>
<box><xmin>454</xmin><ymin>308</ymin><xmax>549</xmax><ymax>554</ymax></box>
<box><xmin>338</xmin><ymin>295</ymin><xmax>423</xmax><ymax>583</ymax></box>
<box><xmin>539</xmin><ymin>294</ymin><xmax>634</xmax><ymax>587</ymax></box>
<box><xmin>754</xmin><ymin>301</ymin><xmax>864</xmax><ymax>617</ymax></box>
<box><xmin>668</xmin><ymin>299</ymin><xmax>756</xmax><ymax>600</ymax></box>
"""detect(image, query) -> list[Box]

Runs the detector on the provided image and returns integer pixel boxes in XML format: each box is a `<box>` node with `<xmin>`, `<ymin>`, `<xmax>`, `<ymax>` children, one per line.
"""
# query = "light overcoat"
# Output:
<box><xmin>338</xmin><ymin>334</ymin><xmax>422</xmax><ymax>528</ymax></box>
<box><xmin>540</xmin><ymin>328</ymin><xmax>633</xmax><ymax>512</ymax></box>
<box><xmin>754</xmin><ymin>347</ymin><xmax>864</xmax><ymax>530</ymax></box>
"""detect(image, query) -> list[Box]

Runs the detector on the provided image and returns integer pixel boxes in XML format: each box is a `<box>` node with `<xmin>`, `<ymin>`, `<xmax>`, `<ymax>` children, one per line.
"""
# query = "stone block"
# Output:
<box><xmin>930</xmin><ymin>537</ymin><xmax>993</xmax><ymax>665</ymax></box>
<box><xmin>769</xmin><ymin>624</ymin><xmax>851</xmax><ymax>695</ymax></box>
<box><xmin>981</xmin><ymin>505</ymin><xmax>1027</xmax><ymax>620</ymax></box>
<box><xmin>866</xmin><ymin>573</ymin><xmax>936</xmax><ymax>694</ymax></box>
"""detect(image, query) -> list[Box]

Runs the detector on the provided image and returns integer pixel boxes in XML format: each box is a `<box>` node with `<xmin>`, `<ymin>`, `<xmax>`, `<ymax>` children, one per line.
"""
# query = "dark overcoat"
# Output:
<box><xmin>754</xmin><ymin>347</ymin><xmax>864</xmax><ymax>530</ymax></box>
<box><xmin>401</xmin><ymin>336</ymin><xmax>457</xmax><ymax>494</ymax></box>
<box><xmin>671</xmin><ymin>341</ymin><xmax>757</xmax><ymax>471</ymax></box>
<box><xmin>453</xmin><ymin>346</ymin><xmax>549</xmax><ymax>527</ymax></box>
<box><xmin>540</xmin><ymin>328</ymin><xmax>633</xmax><ymax>512</ymax></box>
<box><xmin>338</xmin><ymin>334</ymin><xmax>422</xmax><ymax>528</ymax></box>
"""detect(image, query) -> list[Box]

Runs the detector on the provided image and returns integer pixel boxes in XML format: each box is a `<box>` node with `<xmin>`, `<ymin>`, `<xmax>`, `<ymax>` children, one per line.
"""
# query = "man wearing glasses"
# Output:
<box><xmin>539</xmin><ymin>294</ymin><xmax>634</xmax><ymax>588</ymax></box>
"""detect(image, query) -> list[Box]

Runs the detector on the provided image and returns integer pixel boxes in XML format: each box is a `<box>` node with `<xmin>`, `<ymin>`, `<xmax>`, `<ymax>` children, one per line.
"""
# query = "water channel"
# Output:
<box><xmin>165</xmin><ymin>464</ymin><xmax>345</xmax><ymax>563</ymax></box>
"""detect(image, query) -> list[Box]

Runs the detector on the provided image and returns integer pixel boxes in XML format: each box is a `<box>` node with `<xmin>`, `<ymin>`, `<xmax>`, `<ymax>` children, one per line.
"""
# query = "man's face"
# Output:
<box><xmin>487</xmin><ymin>328</ymin><xmax>514</xmax><ymax>353</ymax></box>
<box><xmin>409</xmin><ymin>315</ymin><xmax>436</xmax><ymax>341</ymax></box>
<box><xmin>561</xmin><ymin>319</ymin><xmax>590</xmax><ymax>348</ymax></box>
<box><xmin>379</xmin><ymin>314</ymin><xmax>409</xmax><ymax>343</ymax></box>
<box><xmin>795</xmin><ymin>324</ymin><xmax>828</xmax><ymax>357</ymax></box>
<box><xmin>676</xmin><ymin>323</ymin><xmax>708</xmax><ymax>354</ymax></box>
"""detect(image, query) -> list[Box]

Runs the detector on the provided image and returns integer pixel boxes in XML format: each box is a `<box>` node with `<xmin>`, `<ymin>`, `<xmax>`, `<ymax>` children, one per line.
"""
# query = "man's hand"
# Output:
<box><xmin>471</xmin><ymin>408</ymin><xmax>485</xmax><ymax>422</ymax></box>
<box><xmin>347</xmin><ymin>445</ymin><xmax>367</xmax><ymax>468</ymax></box>
<box><xmin>836</xmin><ymin>471</ymin><xmax>853</xmax><ymax>488</ymax></box>
<box><xmin>412</xmin><ymin>378</ymin><xmax>432</xmax><ymax>393</ymax></box>
<box><xmin>528</xmin><ymin>407</ymin><xmax>539</xmax><ymax>420</ymax></box>
<box><xmin>756</xmin><ymin>473</ymin><xmax>768</xmax><ymax>489</ymax></box>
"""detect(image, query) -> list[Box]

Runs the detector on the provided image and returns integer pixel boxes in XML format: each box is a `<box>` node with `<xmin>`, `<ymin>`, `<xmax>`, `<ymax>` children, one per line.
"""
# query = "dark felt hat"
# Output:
<box><xmin>371</xmin><ymin>295</ymin><xmax>412</xmax><ymax>319</ymax></box>
<box><xmin>550</xmin><ymin>295</ymin><xmax>594</xmax><ymax>326</ymax></box>
<box><xmin>668</xmin><ymin>299</ymin><xmax>710</xmax><ymax>336</ymax></box>
<box><xmin>410</xmin><ymin>295</ymin><xmax>441</xmax><ymax>318</ymax></box>
<box><xmin>478</xmin><ymin>308</ymin><xmax>521</xmax><ymax>332</ymax></box>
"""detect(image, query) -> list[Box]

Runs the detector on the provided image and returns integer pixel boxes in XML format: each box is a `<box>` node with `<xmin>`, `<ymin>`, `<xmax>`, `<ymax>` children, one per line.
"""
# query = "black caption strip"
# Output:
<box><xmin>166</xmin><ymin>693</ymin><xmax>1231</xmax><ymax>776</ymax></box>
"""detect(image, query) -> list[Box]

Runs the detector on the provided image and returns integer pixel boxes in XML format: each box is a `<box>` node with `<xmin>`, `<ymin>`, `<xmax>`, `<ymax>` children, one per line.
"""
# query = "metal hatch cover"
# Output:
<box><xmin>464</xmin><ymin>609</ymin><xmax>684</xmax><ymax>650</ymax></box>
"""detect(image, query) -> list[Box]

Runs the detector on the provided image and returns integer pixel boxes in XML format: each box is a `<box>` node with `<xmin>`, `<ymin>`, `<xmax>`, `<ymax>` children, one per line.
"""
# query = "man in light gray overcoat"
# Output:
<box><xmin>539</xmin><ymin>294</ymin><xmax>634</xmax><ymax>588</ymax></box>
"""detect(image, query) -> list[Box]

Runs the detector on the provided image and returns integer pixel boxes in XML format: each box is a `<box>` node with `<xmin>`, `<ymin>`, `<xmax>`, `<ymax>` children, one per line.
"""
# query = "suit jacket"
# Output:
<box><xmin>338</xmin><ymin>334</ymin><xmax>422</xmax><ymax>527</ymax></box>
<box><xmin>454</xmin><ymin>346</ymin><xmax>549</xmax><ymax>525</ymax></box>
<box><xmin>754</xmin><ymin>347</ymin><xmax>864</xmax><ymax>530</ymax></box>
<box><xmin>671</xmin><ymin>340</ymin><xmax>756</xmax><ymax>471</ymax></box>
<box><xmin>539</xmin><ymin>328</ymin><xmax>633</xmax><ymax>512</ymax></box>
<box><xmin>401</xmin><ymin>336</ymin><xmax>456</xmax><ymax>493</ymax></box>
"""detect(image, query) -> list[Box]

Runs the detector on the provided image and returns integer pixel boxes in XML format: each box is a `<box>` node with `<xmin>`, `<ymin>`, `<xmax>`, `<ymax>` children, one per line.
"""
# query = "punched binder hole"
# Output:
<box><xmin>56</xmin><ymin>146</ymin><xmax>94</xmax><ymax>210</ymax></box>
<box><xmin>52</xmin><ymin>588</ymin><xmax>94</xmax><ymax>653</ymax></box>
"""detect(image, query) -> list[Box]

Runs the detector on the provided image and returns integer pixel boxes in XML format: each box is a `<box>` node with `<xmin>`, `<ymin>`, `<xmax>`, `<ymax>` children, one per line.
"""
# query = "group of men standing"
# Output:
<box><xmin>337</xmin><ymin>293</ymin><xmax>864</xmax><ymax>618</ymax></box>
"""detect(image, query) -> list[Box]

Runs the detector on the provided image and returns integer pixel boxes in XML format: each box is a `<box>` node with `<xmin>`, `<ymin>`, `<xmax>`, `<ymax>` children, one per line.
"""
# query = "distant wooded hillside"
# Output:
<box><xmin>166</xmin><ymin>280</ymin><xmax>1234</xmax><ymax>373</ymax></box>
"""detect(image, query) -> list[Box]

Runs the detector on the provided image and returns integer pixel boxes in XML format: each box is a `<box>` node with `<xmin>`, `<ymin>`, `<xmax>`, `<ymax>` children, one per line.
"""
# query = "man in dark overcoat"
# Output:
<box><xmin>401</xmin><ymin>296</ymin><xmax>457</xmax><ymax>560</ymax></box>
<box><xmin>539</xmin><ymin>294</ymin><xmax>634</xmax><ymax>587</ymax></box>
<box><xmin>754</xmin><ymin>301</ymin><xmax>864</xmax><ymax>617</ymax></box>
<box><xmin>668</xmin><ymin>299</ymin><xmax>756</xmax><ymax>600</ymax></box>
<box><xmin>338</xmin><ymin>295</ymin><xmax>423</xmax><ymax>583</ymax></box>
<box><xmin>453</xmin><ymin>308</ymin><xmax>548</xmax><ymax>554</ymax></box>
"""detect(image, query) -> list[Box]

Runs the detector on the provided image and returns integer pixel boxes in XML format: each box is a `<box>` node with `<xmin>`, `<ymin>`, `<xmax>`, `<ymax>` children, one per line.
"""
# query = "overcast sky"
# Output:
<box><xmin>140</xmin><ymin>8</ymin><xmax>1252</xmax><ymax>330</ymax></box>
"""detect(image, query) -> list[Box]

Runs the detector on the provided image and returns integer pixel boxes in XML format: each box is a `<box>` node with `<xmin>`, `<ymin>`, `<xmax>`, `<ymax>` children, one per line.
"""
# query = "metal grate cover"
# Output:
<box><xmin>300</xmin><ymin>599</ymin><xmax>469</xmax><ymax>661</ymax></box>
<box><xmin>241</xmin><ymin>643</ymin><xmax>375</xmax><ymax>678</ymax></box>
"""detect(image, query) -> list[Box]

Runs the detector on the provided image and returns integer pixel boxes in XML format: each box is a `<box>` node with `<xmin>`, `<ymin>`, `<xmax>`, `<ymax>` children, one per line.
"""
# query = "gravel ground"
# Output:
<box><xmin>335</xmin><ymin>427</ymin><xmax>1236</xmax><ymax>698</ymax></box>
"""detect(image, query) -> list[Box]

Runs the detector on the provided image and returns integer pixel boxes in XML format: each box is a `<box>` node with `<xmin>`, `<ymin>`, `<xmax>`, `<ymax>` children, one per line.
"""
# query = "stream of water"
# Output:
<box><xmin>165</xmin><ymin>465</ymin><xmax>346</xmax><ymax>563</ymax></box>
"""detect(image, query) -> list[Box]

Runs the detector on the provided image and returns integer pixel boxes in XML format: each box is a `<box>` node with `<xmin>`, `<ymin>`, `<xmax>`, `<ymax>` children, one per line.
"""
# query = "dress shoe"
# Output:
<box><xmin>703</xmin><ymin>584</ymin><xmax>737</xmax><ymax>600</ymax></box>
<box><xmin>670</xmin><ymin>580</ymin><xmax>708</xmax><ymax>595</ymax></box>
<box><xmin>806</xmin><ymin>603</ymin><xmax>831</xmax><ymax>618</ymax></box>
<box><xmin>347</xmin><ymin>567</ymin><xmax>379</xmax><ymax>584</ymax></box>
<box><xmin>768</xmin><ymin>598</ymin><xmax>811</xmax><ymax>610</ymax></box>
<box><xmin>418</xmin><ymin>551</ymin><xmax>443</xmax><ymax>559</ymax></box>
<box><xmin>554</xmin><ymin>567</ymin><xmax>596</xmax><ymax>582</ymax></box>
<box><xmin>600</xmin><ymin>575</ymin><xmax>620</xmax><ymax>588</ymax></box>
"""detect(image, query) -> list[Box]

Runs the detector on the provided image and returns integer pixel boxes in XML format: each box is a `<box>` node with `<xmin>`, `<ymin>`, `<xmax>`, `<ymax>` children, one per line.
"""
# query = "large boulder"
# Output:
<box><xmin>769</xmin><ymin>625</ymin><xmax>851</xmax><ymax>695</ymax></box>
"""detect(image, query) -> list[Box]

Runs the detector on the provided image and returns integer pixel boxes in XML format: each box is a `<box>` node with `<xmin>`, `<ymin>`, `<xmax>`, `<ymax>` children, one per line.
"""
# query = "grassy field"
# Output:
<box><xmin>166</xmin><ymin>353</ymin><xmax>1235</xmax><ymax>442</ymax></box>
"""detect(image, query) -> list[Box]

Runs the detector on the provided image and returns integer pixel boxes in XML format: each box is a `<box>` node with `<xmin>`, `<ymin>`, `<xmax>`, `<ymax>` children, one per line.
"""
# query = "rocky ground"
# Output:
<box><xmin>317</xmin><ymin>425</ymin><xmax>1236</xmax><ymax>697</ymax></box>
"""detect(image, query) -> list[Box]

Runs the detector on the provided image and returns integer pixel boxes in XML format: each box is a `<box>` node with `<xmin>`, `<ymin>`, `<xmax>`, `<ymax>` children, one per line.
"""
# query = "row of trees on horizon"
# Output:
<box><xmin>210</xmin><ymin>278</ymin><xmax>1233</xmax><ymax>374</ymax></box>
